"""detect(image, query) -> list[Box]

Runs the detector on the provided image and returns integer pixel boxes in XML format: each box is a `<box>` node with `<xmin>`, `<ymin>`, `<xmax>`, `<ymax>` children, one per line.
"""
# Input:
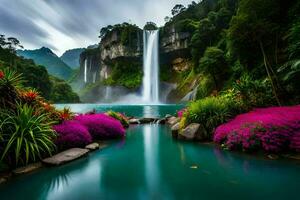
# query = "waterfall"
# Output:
<box><xmin>84</xmin><ymin>58</ymin><xmax>87</xmax><ymax>83</ymax></box>
<box><xmin>142</xmin><ymin>30</ymin><xmax>160</xmax><ymax>103</ymax></box>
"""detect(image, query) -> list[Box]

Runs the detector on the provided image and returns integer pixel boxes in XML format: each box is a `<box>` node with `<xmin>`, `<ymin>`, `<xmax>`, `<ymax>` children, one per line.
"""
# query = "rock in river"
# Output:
<box><xmin>43</xmin><ymin>148</ymin><xmax>89</xmax><ymax>166</ymax></box>
<box><xmin>179</xmin><ymin>123</ymin><xmax>206</xmax><ymax>141</ymax></box>
<box><xmin>171</xmin><ymin>122</ymin><xmax>180</xmax><ymax>139</ymax></box>
<box><xmin>85</xmin><ymin>143</ymin><xmax>100</xmax><ymax>151</ymax></box>
<box><xmin>167</xmin><ymin>117</ymin><xmax>180</xmax><ymax>126</ymax></box>
<box><xmin>13</xmin><ymin>162</ymin><xmax>42</xmax><ymax>175</ymax></box>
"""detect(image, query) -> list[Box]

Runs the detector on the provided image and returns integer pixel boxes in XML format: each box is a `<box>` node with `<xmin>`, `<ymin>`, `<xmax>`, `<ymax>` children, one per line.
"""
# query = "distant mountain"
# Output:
<box><xmin>60</xmin><ymin>48</ymin><xmax>85</xmax><ymax>69</ymax></box>
<box><xmin>17</xmin><ymin>47</ymin><xmax>72</xmax><ymax>80</ymax></box>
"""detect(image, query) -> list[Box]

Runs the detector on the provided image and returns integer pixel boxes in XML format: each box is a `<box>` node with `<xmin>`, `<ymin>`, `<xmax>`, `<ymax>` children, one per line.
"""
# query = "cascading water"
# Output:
<box><xmin>84</xmin><ymin>58</ymin><xmax>87</xmax><ymax>83</ymax></box>
<box><xmin>142</xmin><ymin>30</ymin><xmax>160</xmax><ymax>103</ymax></box>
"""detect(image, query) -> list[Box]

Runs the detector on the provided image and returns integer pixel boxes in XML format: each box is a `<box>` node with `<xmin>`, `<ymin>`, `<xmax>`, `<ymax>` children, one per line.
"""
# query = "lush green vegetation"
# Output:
<box><xmin>17</xmin><ymin>47</ymin><xmax>73</xmax><ymax>80</ymax></box>
<box><xmin>0</xmin><ymin>68</ymin><xmax>59</xmax><ymax>167</ymax></box>
<box><xmin>49</xmin><ymin>76</ymin><xmax>80</xmax><ymax>103</ymax></box>
<box><xmin>166</xmin><ymin>0</ymin><xmax>300</xmax><ymax>138</ymax></box>
<box><xmin>103</xmin><ymin>60</ymin><xmax>142</xmax><ymax>89</ymax></box>
<box><xmin>0</xmin><ymin>68</ymin><xmax>127</xmax><ymax>168</ymax></box>
<box><xmin>100</xmin><ymin>23</ymin><xmax>141</xmax><ymax>47</ymax></box>
<box><xmin>0</xmin><ymin>34</ymin><xmax>80</xmax><ymax>103</ymax></box>
<box><xmin>0</xmin><ymin>103</ymin><xmax>57</xmax><ymax>166</ymax></box>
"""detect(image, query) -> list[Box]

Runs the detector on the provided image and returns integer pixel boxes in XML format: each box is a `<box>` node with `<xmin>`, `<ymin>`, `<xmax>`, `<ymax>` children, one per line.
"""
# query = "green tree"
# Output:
<box><xmin>227</xmin><ymin>0</ymin><xmax>281</xmax><ymax>105</ymax></box>
<box><xmin>171</xmin><ymin>4</ymin><xmax>186</xmax><ymax>16</ymax></box>
<box><xmin>199</xmin><ymin>47</ymin><xmax>228</xmax><ymax>89</ymax></box>
<box><xmin>191</xmin><ymin>18</ymin><xmax>217</xmax><ymax>66</ymax></box>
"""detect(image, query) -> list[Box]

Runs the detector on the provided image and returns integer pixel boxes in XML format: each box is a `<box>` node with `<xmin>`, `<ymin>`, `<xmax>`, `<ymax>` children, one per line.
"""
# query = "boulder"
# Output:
<box><xmin>171</xmin><ymin>123</ymin><xmax>180</xmax><ymax>139</ymax></box>
<box><xmin>43</xmin><ymin>148</ymin><xmax>89</xmax><ymax>166</ymax></box>
<box><xmin>165</xmin><ymin>114</ymin><xmax>172</xmax><ymax>119</ymax></box>
<box><xmin>85</xmin><ymin>143</ymin><xmax>100</xmax><ymax>151</ymax></box>
<box><xmin>139</xmin><ymin>118</ymin><xmax>157</xmax><ymax>124</ymax></box>
<box><xmin>13</xmin><ymin>162</ymin><xmax>42</xmax><ymax>175</ymax></box>
<box><xmin>167</xmin><ymin>117</ymin><xmax>180</xmax><ymax>126</ymax></box>
<box><xmin>0</xmin><ymin>178</ymin><xmax>7</xmax><ymax>184</ymax></box>
<box><xmin>129</xmin><ymin>118</ymin><xmax>140</xmax><ymax>124</ymax></box>
<box><xmin>179</xmin><ymin>123</ymin><xmax>206</xmax><ymax>141</ymax></box>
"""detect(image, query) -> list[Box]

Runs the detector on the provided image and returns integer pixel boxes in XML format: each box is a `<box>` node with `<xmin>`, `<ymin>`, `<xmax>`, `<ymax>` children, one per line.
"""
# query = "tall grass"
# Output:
<box><xmin>0</xmin><ymin>104</ymin><xmax>57</xmax><ymax>166</ymax></box>
<box><xmin>186</xmin><ymin>96</ymin><xmax>237</xmax><ymax>138</ymax></box>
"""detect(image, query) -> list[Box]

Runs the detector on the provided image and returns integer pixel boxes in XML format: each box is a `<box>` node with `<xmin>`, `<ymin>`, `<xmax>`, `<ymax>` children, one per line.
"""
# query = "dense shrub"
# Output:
<box><xmin>74</xmin><ymin>113</ymin><xmax>125</xmax><ymax>139</ymax></box>
<box><xmin>185</xmin><ymin>96</ymin><xmax>237</xmax><ymax>138</ymax></box>
<box><xmin>103</xmin><ymin>60</ymin><xmax>142</xmax><ymax>89</ymax></box>
<box><xmin>0</xmin><ymin>69</ymin><xmax>23</xmax><ymax>110</ymax></box>
<box><xmin>106</xmin><ymin>111</ymin><xmax>129</xmax><ymax>128</ymax></box>
<box><xmin>231</xmin><ymin>75</ymin><xmax>276</xmax><ymax>110</ymax></box>
<box><xmin>0</xmin><ymin>104</ymin><xmax>57</xmax><ymax>166</ymax></box>
<box><xmin>214</xmin><ymin>106</ymin><xmax>300</xmax><ymax>153</ymax></box>
<box><xmin>53</xmin><ymin>120</ymin><xmax>92</xmax><ymax>150</ymax></box>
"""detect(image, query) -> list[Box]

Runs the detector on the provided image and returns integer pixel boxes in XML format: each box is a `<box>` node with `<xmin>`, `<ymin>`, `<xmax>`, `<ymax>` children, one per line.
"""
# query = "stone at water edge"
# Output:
<box><xmin>85</xmin><ymin>143</ymin><xmax>100</xmax><ymax>151</ymax></box>
<box><xmin>129</xmin><ymin>118</ymin><xmax>140</xmax><ymax>124</ymax></box>
<box><xmin>139</xmin><ymin>118</ymin><xmax>157</xmax><ymax>124</ymax></box>
<box><xmin>165</xmin><ymin>114</ymin><xmax>172</xmax><ymax>119</ymax></box>
<box><xmin>13</xmin><ymin>162</ymin><xmax>42</xmax><ymax>175</ymax></box>
<box><xmin>167</xmin><ymin>117</ymin><xmax>180</xmax><ymax>126</ymax></box>
<box><xmin>171</xmin><ymin>122</ymin><xmax>180</xmax><ymax>139</ymax></box>
<box><xmin>179</xmin><ymin>123</ymin><xmax>206</xmax><ymax>141</ymax></box>
<box><xmin>42</xmin><ymin>148</ymin><xmax>89</xmax><ymax>166</ymax></box>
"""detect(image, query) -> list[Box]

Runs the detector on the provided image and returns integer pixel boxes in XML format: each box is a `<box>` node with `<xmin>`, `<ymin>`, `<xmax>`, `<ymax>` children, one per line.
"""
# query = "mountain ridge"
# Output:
<box><xmin>17</xmin><ymin>47</ymin><xmax>73</xmax><ymax>80</ymax></box>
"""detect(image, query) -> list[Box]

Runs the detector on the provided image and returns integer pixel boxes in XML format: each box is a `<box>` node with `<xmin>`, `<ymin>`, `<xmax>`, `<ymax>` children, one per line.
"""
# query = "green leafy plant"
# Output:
<box><xmin>186</xmin><ymin>96</ymin><xmax>236</xmax><ymax>138</ymax></box>
<box><xmin>0</xmin><ymin>68</ymin><xmax>24</xmax><ymax>110</ymax></box>
<box><xmin>231</xmin><ymin>74</ymin><xmax>275</xmax><ymax>110</ymax></box>
<box><xmin>0</xmin><ymin>104</ymin><xmax>57</xmax><ymax>166</ymax></box>
<box><xmin>106</xmin><ymin>110</ymin><xmax>129</xmax><ymax>128</ymax></box>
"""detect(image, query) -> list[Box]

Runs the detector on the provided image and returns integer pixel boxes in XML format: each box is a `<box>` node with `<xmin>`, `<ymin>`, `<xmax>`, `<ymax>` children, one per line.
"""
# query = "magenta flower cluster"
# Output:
<box><xmin>213</xmin><ymin>105</ymin><xmax>300</xmax><ymax>153</ymax></box>
<box><xmin>53</xmin><ymin>113</ymin><xmax>125</xmax><ymax>149</ymax></box>
<box><xmin>177</xmin><ymin>108</ymin><xmax>187</xmax><ymax>118</ymax></box>
<box><xmin>74</xmin><ymin>113</ymin><xmax>125</xmax><ymax>139</ymax></box>
<box><xmin>53</xmin><ymin>120</ymin><xmax>92</xmax><ymax>149</ymax></box>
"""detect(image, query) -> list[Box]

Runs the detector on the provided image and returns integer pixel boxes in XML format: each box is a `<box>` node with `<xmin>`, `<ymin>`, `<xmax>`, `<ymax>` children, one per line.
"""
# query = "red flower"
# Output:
<box><xmin>0</xmin><ymin>71</ymin><xmax>4</xmax><ymax>79</ymax></box>
<box><xmin>22</xmin><ymin>90</ymin><xmax>38</xmax><ymax>102</ymax></box>
<box><xmin>59</xmin><ymin>112</ymin><xmax>70</xmax><ymax>121</ymax></box>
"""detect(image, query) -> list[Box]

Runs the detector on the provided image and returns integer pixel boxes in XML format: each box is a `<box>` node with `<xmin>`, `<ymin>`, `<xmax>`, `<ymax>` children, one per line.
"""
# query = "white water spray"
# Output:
<box><xmin>142</xmin><ymin>30</ymin><xmax>160</xmax><ymax>103</ymax></box>
<box><xmin>84</xmin><ymin>59</ymin><xmax>87</xmax><ymax>83</ymax></box>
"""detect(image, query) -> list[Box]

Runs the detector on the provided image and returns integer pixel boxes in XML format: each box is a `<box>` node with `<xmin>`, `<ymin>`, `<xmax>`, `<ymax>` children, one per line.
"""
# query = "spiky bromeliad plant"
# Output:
<box><xmin>0</xmin><ymin>103</ymin><xmax>57</xmax><ymax>166</ymax></box>
<box><xmin>0</xmin><ymin>68</ymin><xmax>24</xmax><ymax>110</ymax></box>
<box><xmin>106</xmin><ymin>110</ymin><xmax>129</xmax><ymax>128</ymax></box>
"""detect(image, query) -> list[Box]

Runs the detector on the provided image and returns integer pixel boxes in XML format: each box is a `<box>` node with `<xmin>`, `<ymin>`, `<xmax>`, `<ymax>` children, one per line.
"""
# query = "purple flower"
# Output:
<box><xmin>74</xmin><ymin>113</ymin><xmax>125</xmax><ymax>139</ymax></box>
<box><xmin>53</xmin><ymin>120</ymin><xmax>92</xmax><ymax>149</ymax></box>
<box><xmin>213</xmin><ymin>105</ymin><xmax>300</xmax><ymax>152</ymax></box>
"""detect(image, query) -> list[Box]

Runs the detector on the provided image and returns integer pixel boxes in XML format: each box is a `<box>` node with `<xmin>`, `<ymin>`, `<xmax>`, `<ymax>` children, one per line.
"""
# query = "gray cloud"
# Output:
<box><xmin>0</xmin><ymin>0</ymin><xmax>193</xmax><ymax>55</ymax></box>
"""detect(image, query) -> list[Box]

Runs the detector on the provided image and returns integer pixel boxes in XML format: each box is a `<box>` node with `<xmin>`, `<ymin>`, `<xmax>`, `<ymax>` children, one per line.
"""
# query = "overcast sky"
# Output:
<box><xmin>0</xmin><ymin>0</ymin><xmax>194</xmax><ymax>55</ymax></box>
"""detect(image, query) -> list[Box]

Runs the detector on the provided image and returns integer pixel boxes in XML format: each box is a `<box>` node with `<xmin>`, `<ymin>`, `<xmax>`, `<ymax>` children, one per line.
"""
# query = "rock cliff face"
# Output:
<box><xmin>79</xmin><ymin>49</ymin><xmax>101</xmax><ymax>84</ymax></box>
<box><xmin>100</xmin><ymin>30</ymin><xmax>143</xmax><ymax>61</ymax></box>
<box><xmin>160</xmin><ymin>25</ymin><xmax>192</xmax><ymax>71</ymax></box>
<box><xmin>99</xmin><ymin>28</ymin><xmax>143</xmax><ymax>79</ymax></box>
<box><xmin>160</xmin><ymin>25</ymin><xmax>190</xmax><ymax>54</ymax></box>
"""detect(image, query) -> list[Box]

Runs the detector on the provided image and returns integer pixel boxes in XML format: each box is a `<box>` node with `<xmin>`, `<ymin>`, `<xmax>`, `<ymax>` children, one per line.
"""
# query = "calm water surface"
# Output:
<box><xmin>55</xmin><ymin>104</ymin><xmax>185</xmax><ymax>118</ymax></box>
<box><xmin>0</xmin><ymin>105</ymin><xmax>299</xmax><ymax>200</ymax></box>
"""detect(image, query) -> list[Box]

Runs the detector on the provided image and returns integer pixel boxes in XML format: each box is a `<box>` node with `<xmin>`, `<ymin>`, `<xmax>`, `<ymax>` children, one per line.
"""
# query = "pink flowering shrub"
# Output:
<box><xmin>74</xmin><ymin>113</ymin><xmax>125</xmax><ymax>139</ymax></box>
<box><xmin>53</xmin><ymin>120</ymin><xmax>92</xmax><ymax>149</ymax></box>
<box><xmin>213</xmin><ymin>105</ymin><xmax>300</xmax><ymax>153</ymax></box>
<box><xmin>177</xmin><ymin>108</ymin><xmax>187</xmax><ymax>118</ymax></box>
